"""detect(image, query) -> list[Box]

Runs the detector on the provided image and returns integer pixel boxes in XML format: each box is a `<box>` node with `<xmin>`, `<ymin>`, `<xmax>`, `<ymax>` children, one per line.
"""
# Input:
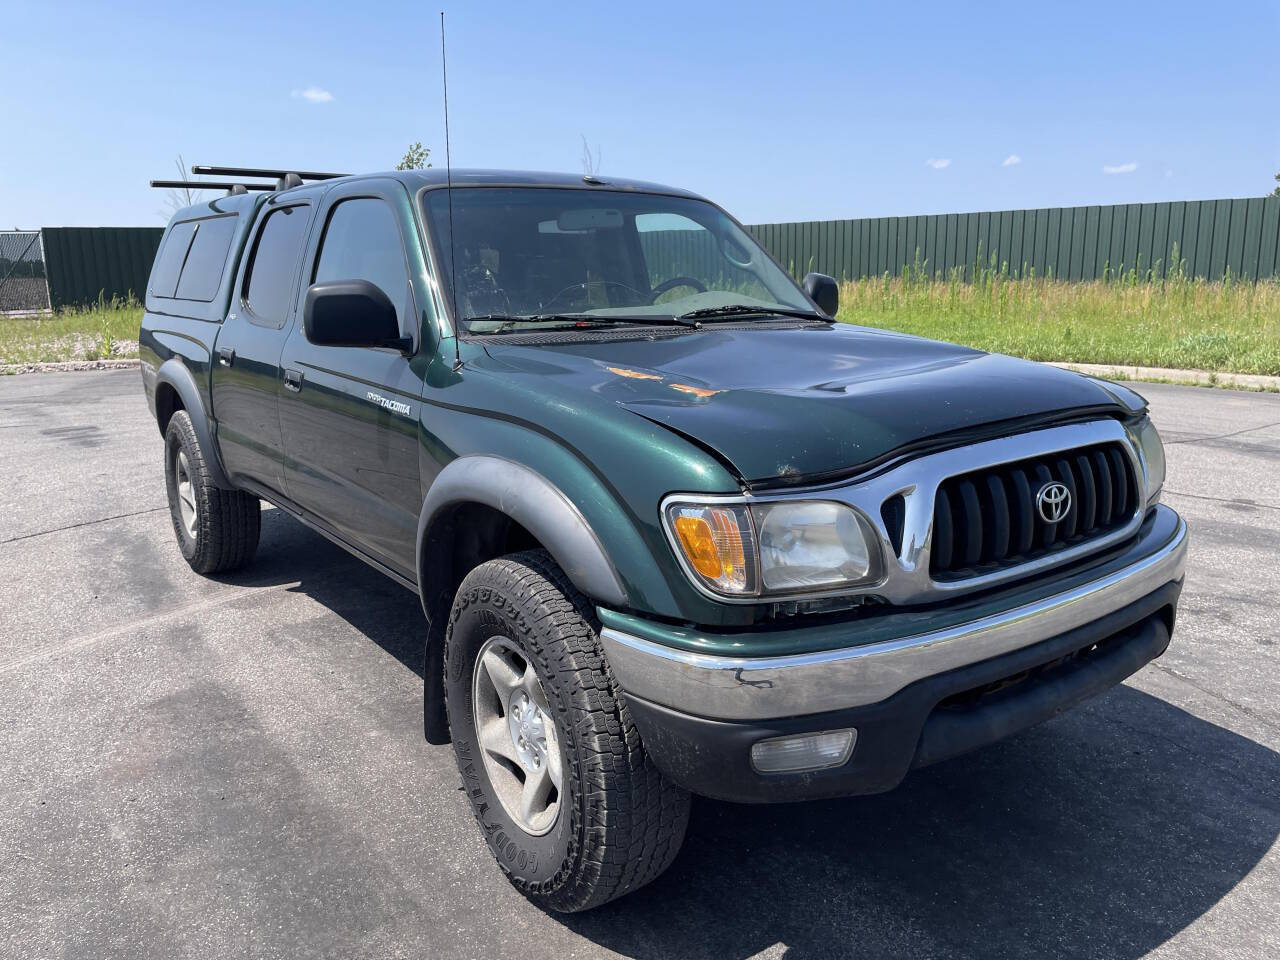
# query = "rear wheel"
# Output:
<box><xmin>163</xmin><ymin>410</ymin><xmax>260</xmax><ymax>574</ymax></box>
<box><xmin>444</xmin><ymin>549</ymin><xmax>690</xmax><ymax>912</ymax></box>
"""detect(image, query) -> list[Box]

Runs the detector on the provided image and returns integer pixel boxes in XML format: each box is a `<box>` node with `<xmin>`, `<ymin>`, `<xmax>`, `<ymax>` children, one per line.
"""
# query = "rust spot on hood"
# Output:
<box><xmin>670</xmin><ymin>383</ymin><xmax>721</xmax><ymax>399</ymax></box>
<box><xmin>607</xmin><ymin>366</ymin><xmax>663</xmax><ymax>381</ymax></box>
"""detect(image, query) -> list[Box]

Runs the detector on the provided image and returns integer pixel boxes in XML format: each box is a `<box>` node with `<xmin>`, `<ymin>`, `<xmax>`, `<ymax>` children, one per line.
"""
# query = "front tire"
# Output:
<box><xmin>444</xmin><ymin>550</ymin><xmax>690</xmax><ymax>912</ymax></box>
<box><xmin>163</xmin><ymin>410</ymin><xmax>260</xmax><ymax>574</ymax></box>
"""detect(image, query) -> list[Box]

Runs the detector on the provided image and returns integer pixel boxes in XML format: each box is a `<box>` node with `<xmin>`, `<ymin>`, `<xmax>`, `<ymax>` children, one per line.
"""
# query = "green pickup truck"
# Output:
<box><xmin>140</xmin><ymin>165</ymin><xmax>1186</xmax><ymax>912</ymax></box>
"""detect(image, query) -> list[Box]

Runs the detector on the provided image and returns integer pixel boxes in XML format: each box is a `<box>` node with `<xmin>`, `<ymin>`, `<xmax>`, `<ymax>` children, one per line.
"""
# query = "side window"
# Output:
<box><xmin>150</xmin><ymin>221</ymin><xmax>197</xmax><ymax>298</ymax></box>
<box><xmin>244</xmin><ymin>205</ymin><xmax>310</xmax><ymax>327</ymax></box>
<box><xmin>175</xmin><ymin>215</ymin><xmax>238</xmax><ymax>302</ymax></box>
<box><xmin>313</xmin><ymin>198</ymin><xmax>409</xmax><ymax>324</ymax></box>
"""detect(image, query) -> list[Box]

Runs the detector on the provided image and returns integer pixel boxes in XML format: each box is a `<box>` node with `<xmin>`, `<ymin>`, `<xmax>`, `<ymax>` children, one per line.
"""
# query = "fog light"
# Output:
<box><xmin>749</xmin><ymin>729</ymin><xmax>857</xmax><ymax>774</ymax></box>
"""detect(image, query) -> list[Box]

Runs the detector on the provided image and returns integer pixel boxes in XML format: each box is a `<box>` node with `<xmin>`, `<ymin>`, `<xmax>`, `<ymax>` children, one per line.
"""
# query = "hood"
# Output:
<box><xmin>477</xmin><ymin>323</ymin><xmax>1141</xmax><ymax>488</ymax></box>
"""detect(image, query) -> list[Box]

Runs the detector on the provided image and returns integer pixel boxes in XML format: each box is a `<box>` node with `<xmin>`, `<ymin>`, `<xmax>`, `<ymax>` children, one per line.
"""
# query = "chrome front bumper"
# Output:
<box><xmin>602</xmin><ymin>508</ymin><xmax>1187</xmax><ymax>722</ymax></box>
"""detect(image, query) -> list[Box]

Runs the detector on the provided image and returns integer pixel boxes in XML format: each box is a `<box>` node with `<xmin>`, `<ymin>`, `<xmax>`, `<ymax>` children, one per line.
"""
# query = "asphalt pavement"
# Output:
<box><xmin>1</xmin><ymin>369</ymin><xmax>1278</xmax><ymax>960</ymax></box>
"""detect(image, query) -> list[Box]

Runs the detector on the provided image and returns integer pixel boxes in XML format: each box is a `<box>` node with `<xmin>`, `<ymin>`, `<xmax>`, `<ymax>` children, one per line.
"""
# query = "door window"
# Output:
<box><xmin>244</xmin><ymin>205</ymin><xmax>310</xmax><ymax>327</ymax></box>
<box><xmin>313</xmin><ymin>198</ymin><xmax>409</xmax><ymax>325</ymax></box>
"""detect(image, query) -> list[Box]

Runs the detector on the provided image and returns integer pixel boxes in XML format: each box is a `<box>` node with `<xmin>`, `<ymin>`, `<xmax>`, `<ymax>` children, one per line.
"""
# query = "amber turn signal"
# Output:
<box><xmin>666</xmin><ymin>503</ymin><xmax>757</xmax><ymax>595</ymax></box>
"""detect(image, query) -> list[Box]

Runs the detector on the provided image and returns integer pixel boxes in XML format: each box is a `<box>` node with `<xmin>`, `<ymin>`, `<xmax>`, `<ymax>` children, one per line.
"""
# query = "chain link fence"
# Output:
<box><xmin>0</xmin><ymin>231</ymin><xmax>51</xmax><ymax>313</ymax></box>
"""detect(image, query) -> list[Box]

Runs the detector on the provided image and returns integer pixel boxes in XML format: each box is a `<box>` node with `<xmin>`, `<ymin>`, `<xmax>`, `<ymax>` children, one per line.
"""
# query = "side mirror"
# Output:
<box><xmin>801</xmin><ymin>272</ymin><xmax>839</xmax><ymax>317</ymax></box>
<box><xmin>303</xmin><ymin>279</ymin><xmax>410</xmax><ymax>351</ymax></box>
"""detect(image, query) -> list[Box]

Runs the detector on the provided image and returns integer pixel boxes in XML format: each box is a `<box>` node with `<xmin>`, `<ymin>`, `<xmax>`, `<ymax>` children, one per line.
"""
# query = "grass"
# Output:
<box><xmin>0</xmin><ymin>295</ymin><xmax>142</xmax><ymax>368</ymax></box>
<box><xmin>835</xmin><ymin>263</ymin><xmax>1280</xmax><ymax>377</ymax></box>
<box><xmin>4</xmin><ymin>272</ymin><xmax>1280</xmax><ymax>378</ymax></box>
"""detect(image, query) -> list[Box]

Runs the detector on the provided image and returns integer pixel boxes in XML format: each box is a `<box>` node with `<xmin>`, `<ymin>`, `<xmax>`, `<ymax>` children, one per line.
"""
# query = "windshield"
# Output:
<box><xmin>423</xmin><ymin>187</ymin><xmax>814</xmax><ymax>333</ymax></box>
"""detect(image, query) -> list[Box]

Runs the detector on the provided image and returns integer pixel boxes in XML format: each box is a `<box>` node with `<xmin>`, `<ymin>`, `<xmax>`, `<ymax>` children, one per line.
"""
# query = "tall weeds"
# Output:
<box><xmin>1</xmin><ymin>293</ymin><xmax>142</xmax><ymax>366</ymax></box>
<box><xmin>836</xmin><ymin>257</ymin><xmax>1280</xmax><ymax>375</ymax></box>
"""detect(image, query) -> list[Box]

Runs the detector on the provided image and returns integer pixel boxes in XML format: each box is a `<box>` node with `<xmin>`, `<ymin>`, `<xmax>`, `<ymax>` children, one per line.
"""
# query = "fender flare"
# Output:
<box><xmin>156</xmin><ymin>358</ymin><xmax>234</xmax><ymax>490</ymax></box>
<box><xmin>415</xmin><ymin>455</ymin><xmax>632</xmax><ymax>745</ymax></box>
<box><xmin>415</xmin><ymin>455</ymin><xmax>629</xmax><ymax>616</ymax></box>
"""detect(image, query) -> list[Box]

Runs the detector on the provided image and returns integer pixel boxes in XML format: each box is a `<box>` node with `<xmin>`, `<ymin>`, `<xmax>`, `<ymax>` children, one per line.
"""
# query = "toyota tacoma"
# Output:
<box><xmin>139</xmin><ymin>165</ymin><xmax>1186</xmax><ymax>912</ymax></box>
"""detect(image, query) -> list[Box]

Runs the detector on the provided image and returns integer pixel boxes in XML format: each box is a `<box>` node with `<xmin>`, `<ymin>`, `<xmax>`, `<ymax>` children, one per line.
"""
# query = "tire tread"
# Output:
<box><xmin>165</xmin><ymin>410</ymin><xmax>260</xmax><ymax>574</ymax></box>
<box><xmin>445</xmin><ymin>549</ymin><xmax>690</xmax><ymax>912</ymax></box>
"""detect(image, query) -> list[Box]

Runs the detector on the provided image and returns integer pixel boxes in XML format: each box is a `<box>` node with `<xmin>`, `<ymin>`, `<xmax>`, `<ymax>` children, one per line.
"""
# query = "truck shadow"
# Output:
<box><xmin>566</xmin><ymin>697</ymin><xmax>1279</xmax><ymax>960</ymax></box>
<box><xmin>214</xmin><ymin>506</ymin><xmax>426</xmax><ymax>676</ymax></box>
<box><xmin>235</xmin><ymin>509</ymin><xmax>1279</xmax><ymax>960</ymax></box>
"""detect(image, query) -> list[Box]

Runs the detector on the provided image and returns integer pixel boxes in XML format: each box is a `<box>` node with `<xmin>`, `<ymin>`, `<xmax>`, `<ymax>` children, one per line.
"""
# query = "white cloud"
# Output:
<box><xmin>925</xmin><ymin>158</ymin><xmax>951</xmax><ymax>170</ymax></box>
<box><xmin>1102</xmin><ymin>161</ymin><xmax>1138</xmax><ymax>175</ymax></box>
<box><xmin>1002</xmin><ymin>154</ymin><xmax>1022</xmax><ymax>167</ymax></box>
<box><xmin>292</xmin><ymin>86</ymin><xmax>334</xmax><ymax>104</ymax></box>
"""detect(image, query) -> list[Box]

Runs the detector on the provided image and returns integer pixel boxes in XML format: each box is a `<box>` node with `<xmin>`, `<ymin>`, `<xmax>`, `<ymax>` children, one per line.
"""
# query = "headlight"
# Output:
<box><xmin>664</xmin><ymin>499</ymin><xmax>882</xmax><ymax>599</ymax></box>
<box><xmin>754</xmin><ymin>501</ymin><xmax>879</xmax><ymax>591</ymax></box>
<box><xmin>1128</xmin><ymin>416</ymin><xmax>1166</xmax><ymax>506</ymax></box>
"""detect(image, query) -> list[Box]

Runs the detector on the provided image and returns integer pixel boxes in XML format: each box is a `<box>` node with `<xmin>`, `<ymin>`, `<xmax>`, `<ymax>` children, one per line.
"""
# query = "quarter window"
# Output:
<box><xmin>244</xmin><ymin>205</ymin><xmax>310</xmax><ymax>326</ymax></box>
<box><xmin>150</xmin><ymin>221</ymin><xmax>197</xmax><ymax>298</ymax></box>
<box><xmin>175</xmin><ymin>215</ymin><xmax>238</xmax><ymax>302</ymax></box>
<box><xmin>313</xmin><ymin>198</ymin><xmax>409</xmax><ymax>323</ymax></box>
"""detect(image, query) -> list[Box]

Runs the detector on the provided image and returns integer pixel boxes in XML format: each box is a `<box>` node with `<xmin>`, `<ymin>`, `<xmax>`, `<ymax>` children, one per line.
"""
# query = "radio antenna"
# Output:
<box><xmin>441</xmin><ymin>11</ymin><xmax>462</xmax><ymax>372</ymax></box>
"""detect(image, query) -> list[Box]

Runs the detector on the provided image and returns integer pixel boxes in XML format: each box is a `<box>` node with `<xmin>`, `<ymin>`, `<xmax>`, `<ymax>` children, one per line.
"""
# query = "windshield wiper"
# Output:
<box><xmin>466</xmin><ymin>313</ymin><xmax>702</xmax><ymax>331</ymax></box>
<box><xmin>678</xmin><ymin>304</ymin><xmax>828</xmax><ymax>322</ymax></box>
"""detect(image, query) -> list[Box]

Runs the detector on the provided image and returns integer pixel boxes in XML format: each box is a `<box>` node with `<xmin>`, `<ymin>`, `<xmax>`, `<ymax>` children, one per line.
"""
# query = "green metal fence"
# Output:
<box><xmin>746</xmin><ymin>197</ymin><xmax>1280</xmax><ymax>284</ymax></box>
<box><xmin>39</xmin><ymin>227</ymin><xmax>164</xmax><ymax>309</ymax></box>
<box><xmin>27</xmin><ymin>199</ymin><xmax>1280</xmax><ymax>314</ymax></box>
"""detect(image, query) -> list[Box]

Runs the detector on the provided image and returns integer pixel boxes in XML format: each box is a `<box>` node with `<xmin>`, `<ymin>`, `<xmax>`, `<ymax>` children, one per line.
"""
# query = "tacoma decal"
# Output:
<box><xmin>366</xmin><ymin>391</ymin><xmax>412</xmax><ymax>417</ymax></box>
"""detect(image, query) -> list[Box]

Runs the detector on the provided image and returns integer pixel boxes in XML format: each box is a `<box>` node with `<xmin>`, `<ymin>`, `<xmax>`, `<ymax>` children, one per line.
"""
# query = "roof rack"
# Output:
<box><xmin>150</xmin><ymin>179</ymin><xmax>275</xmax><ymax>196</ymax></box>
<box><xmin>149</xmin><ymin>163</ymin><xmax>351</xmax><ymax>197</ymax></box>
<box><xmin>192</xmin><ymin>165</ymin><xmax>349</xmax><ymax>185</ymax></box>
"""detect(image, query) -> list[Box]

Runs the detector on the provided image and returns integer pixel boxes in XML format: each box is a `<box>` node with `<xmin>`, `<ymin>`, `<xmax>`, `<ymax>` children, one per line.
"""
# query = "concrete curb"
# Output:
<box><xmin>1</xmin><ymin>358</ymin><xmax>141</xmax><ymax>376</ymax></box>
<box><xmin>1048</xmin><ymin>362</ymin><xmax>1280</xmax><ymax>393</ymax></box>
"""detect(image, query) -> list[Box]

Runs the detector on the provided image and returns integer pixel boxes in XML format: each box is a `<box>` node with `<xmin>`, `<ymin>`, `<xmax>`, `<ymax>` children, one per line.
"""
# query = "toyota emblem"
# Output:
<box><xmin>1036</xmin><ymin>481</ymin><xmax>1072</xmax><ymax>523</ymax></box>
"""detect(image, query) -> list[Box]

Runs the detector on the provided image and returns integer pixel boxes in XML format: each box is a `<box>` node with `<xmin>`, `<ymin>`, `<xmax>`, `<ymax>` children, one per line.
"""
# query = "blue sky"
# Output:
<box><xmin>3</xmin><ymin>0</ymin><xmax>1276</xmax><ymax>228</ymax></box>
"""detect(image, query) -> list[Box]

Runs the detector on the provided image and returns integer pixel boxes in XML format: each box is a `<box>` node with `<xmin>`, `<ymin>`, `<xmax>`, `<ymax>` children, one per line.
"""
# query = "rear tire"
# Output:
<box><xmin>444</xmin><ymin>549</ymin><xmax>690</xmax><ymax>912</ymax></box>
<box><xmin>163</xmin><ymin>410</ymin><xmax>260</xmax><ymax>574</ymax></box>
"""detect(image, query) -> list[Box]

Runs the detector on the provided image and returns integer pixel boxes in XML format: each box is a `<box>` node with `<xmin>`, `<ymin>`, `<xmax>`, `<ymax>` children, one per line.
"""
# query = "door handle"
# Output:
<box><xmin>217</xmin><ymin>346</ymin><xmax>235</xmax><ymax>367</ymax></box>
<box><xmin>283</xmin><ymin>368</ymin><xmax>303</xmax><ymax>392</ymax></box>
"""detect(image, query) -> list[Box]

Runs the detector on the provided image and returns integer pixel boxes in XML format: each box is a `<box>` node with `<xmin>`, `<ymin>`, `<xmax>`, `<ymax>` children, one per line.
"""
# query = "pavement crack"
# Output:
<box><xmin>1147</xmin><ymin>661</ymin><xmax>1280</xmax><ymax>738</ymax></box>
<box><xmin>1165</xmin><ymin>419</ymin><xmax>1280</xmax><ymax>446</ymax></box>
<box><xmin>0</xmin><ymin>580</ymin><xmax>298</xmax><ymax>675</ymax></box>
<box><xmin>1162</xmin><ymin>489</ymin><xmax>1280</xmax><ymax>513</ymax></box>
<box><xmin>1105</xmin><ymin>708</ymin><xmax>1280</xmax><ymax>793</ymax></box>
<box><xmin>0</xmin><ymin>505</ymin><xmax>168</xmax><ymax>544</ymax></box>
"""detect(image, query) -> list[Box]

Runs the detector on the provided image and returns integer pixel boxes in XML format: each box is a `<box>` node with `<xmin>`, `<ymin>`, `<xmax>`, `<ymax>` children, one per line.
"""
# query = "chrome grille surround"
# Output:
<box><xmin>660</xmin><ymin>419</ymin><xmax>1149</xmax><ymax>605</ymax></box>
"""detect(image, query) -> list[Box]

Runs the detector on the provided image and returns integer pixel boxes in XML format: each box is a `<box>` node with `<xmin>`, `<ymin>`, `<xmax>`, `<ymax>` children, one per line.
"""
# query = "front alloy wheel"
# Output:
<box><xmin>472</xmin><ymin>636</ymin><xmax>563</xmax><ymax>836</ymax></box>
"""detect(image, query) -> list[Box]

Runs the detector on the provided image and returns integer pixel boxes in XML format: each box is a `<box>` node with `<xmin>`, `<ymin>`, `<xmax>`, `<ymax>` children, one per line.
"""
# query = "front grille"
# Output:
<box><xmin>928</xmin><ymin>441</ymin><xmax>1137</xmax><ymax>580</ymax></box>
